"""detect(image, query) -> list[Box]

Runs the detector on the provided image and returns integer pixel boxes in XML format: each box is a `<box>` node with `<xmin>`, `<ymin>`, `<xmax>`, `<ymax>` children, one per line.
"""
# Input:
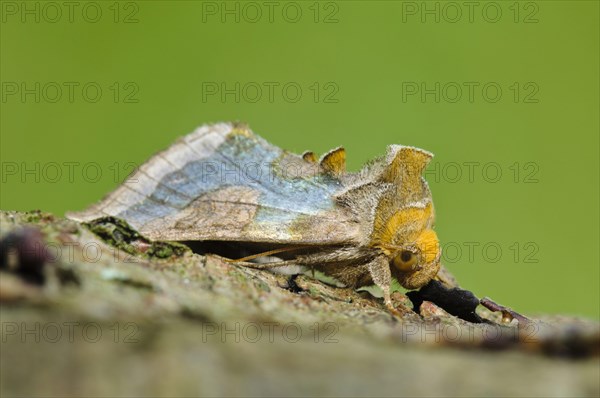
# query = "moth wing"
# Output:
<box><xmin>67</xmin><ymin>122</ymin><xmax>360</xmax><ymax>245</ymax></box>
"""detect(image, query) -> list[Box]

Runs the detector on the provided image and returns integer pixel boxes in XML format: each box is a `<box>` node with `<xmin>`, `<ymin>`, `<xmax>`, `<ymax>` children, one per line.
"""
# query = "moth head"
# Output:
<box><xmin>391</xmin><ymin>228</ymin><xmax>441</xmax><ymax>289</ymax></box>
<box><xmin>371</xmin><ymin>201</ymin><xmax>441</xmax><ymax>290</ymax></box>
<box><xmin>369</xmin><ymin>145</ymin><xmax>440</xmax><ymax>289</ymax></box>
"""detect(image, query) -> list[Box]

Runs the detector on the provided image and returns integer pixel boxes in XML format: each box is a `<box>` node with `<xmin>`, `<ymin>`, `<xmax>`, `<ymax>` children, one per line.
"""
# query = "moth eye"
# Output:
<box><xmin>393</xmin><ymin>250</ymin><xmax>418</xmax><ymax>272</ymax></box>
<box><xmin>400</xmin><ymin>251</ymin><xmax>412</xmax><ymax>262</ymax></box>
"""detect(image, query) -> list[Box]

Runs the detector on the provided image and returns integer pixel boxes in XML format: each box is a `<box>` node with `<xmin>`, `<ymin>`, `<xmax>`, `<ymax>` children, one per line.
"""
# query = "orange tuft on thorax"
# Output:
<box><xmin>415</xmin><ymin>229</ymin><xmax>439</xmax><ymax>264</ymax></box>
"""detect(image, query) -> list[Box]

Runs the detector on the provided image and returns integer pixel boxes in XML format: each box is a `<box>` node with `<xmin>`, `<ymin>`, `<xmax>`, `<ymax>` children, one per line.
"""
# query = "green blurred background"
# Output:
<box><xmin>1</xmin><ymin>1</ymin><xmax>598</xmax><ymax>318</ymax></box>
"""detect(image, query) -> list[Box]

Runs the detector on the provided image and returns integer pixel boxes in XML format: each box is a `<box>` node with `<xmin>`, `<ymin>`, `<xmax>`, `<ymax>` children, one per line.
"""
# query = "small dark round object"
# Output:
<box><xmin>0</xmin><ymin>226</ymin><xmax>52</xmax><ymax>284</ymax></box>
<box><xmin>400</xmin><ymin>250</ymin><xmax>413</xmax><ymax>262</ymax></box>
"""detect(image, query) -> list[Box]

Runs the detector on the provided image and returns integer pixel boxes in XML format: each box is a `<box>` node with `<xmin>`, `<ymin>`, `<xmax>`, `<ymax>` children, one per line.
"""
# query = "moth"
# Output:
<box><xmin>68</xmin><ymin>122</ymin><xmax>449</xmax><ymax>314</ymax></box>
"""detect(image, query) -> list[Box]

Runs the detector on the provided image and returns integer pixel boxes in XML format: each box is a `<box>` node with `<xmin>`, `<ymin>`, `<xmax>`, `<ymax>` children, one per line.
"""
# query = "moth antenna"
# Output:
<box><xmin>229</xmin><ymin>259</ymin><xmax>299</xmax><ymax>270</ymax></box>
<box><xmin>227</xmin><ymin>246</ymin><xmax>305</xmax><ymax>263</ymax></box>
<box><xmin>378</xmin><ymin>243</ymin><xmax>402</xmax><ymax>252</ymax></box>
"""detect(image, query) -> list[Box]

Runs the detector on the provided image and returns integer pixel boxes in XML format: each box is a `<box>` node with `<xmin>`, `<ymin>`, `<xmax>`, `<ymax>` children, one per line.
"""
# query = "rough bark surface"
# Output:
<box><xmin>1</xmin><ymin>210</ymin><xmax>598</xmax><ymax>397</ymax></box>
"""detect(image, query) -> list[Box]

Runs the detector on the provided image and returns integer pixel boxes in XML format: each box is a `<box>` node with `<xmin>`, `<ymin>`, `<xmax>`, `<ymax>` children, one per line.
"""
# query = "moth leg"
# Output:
<box><xmin>368</xmin><ymin>256</ymin><xmax>401</xmax><ymax>315</ymax></box>
<box><xmin>282</xmin><ymin>274</ymin><xmax>304</xmax><ymax>293</ymax></box>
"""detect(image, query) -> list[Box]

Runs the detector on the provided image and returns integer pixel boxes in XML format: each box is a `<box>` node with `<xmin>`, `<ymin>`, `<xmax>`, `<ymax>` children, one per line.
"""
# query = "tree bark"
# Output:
<box><xmin>1</xmin><ymin>210</ymin><xmax>598</xmax><ymax>397</ymax></box>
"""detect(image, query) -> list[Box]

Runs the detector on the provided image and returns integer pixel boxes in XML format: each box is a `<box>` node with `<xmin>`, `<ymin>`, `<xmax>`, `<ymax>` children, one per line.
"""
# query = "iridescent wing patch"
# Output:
<box><xmin>68</xmin><ymin>123</ymin><xmax>359</xmax><ymax>244</ymax></box>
